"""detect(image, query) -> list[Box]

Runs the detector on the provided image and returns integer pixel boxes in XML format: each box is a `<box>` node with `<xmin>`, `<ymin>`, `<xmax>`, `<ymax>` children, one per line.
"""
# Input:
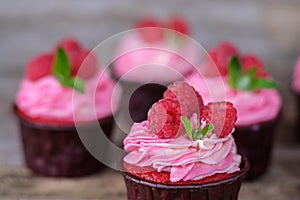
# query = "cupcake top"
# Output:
<box><xmin>123</xmin><ymin>82</ymin><xmax>241</xmax><ymax>184</ymax></box>
<box><xmin>187</xmin><ymin>42</ymin><xmax>281</xmax><ymax>127</ymax></box>
<box><xmin>16</xmin><ymin>38</ymin><xmax>120</xmax><ymax>125</ymax></box>
<box><xmin>292</xmin><ymin>57</ymin><xmax>300</xmax><ymax>92</ymax></box>
<box><xmin>112</xmin><ymin>17</ymin><xmax>200</xmax><ymax>83</ymax></box>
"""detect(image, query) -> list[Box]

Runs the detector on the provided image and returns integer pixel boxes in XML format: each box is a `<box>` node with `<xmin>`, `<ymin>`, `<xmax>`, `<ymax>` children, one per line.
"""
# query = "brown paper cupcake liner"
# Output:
<box><xmin>16</xmin><ymin>111</ymin><xmax>113</xmax><ymax>177</ymax></box>
<box><xmin>122</xmin><ymin>157</ymin><xmax>249</xmax><ymax>200</ymax></box>
<box><xmin>233</xmin><ymin>116</ymin><xmax>280</xmax><ymax>180</ymax></box>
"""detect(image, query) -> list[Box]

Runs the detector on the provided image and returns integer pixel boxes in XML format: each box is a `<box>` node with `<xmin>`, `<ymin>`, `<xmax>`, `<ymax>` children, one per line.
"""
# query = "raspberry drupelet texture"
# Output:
<box><xmin>167</xmin><ymin>16</ymin><xmax>190</xmax><ymax>35</ymax></box>
<box><xmin>241</xmin><ymin>54</ymin><xmax>268</xmax><ymax>78</ymax></box>
<box><xmin>163</xmin><ymin>81</ymin><xmax>203</xmax><ymax>117</ymax></box>
<box><xmin>25</xmin><ymin>38</ymin><xmax>98</xmax><ymax>81</ymax></box>
<box><xmin>135</xmin><ymin>18</ymin><xmax>164</xmax><ymax>43</ymax></box>
<box><xmin>26</xmin><ymin>53</ymin><xmax>54</xmax><ymax>81</ymax></box>
<box><xmin>148</xmin><ymin>98</ymin><xmax>182</xmax><ymax>139</ymax></box>
<box><xmin>208</xmin><ymin>42</ymin><xmax>239</xmax><ymax>76</ymax></box>
<box><xmin>200</xmin><ymin>101</ymin><xmax>237</xmax><ymax>138</ymax></box>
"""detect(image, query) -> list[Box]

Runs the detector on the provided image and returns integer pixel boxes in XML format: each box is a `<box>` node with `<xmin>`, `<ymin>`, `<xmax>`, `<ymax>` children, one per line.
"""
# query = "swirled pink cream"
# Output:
<box><xmin>16</xmin><ymin>70</ymin><xmax>120</xmax><ymax>123</ymax></box>
<box><xmin>113</xmin><ymin>32</ymin><xmax>200</xmax><ymax>83</ymax></box>
<box><xmin>292</xmin><ymin>57</ymin><xmax>300</xmax><ymax>92</ymax></box>
<box><xmin>186</xmin><ymin>72</ymin><xmax>281</xmax><ymax>126</ymax></box>
<box><xmin>123</xmin><ymin>121</ymin><xmax>241</xmax><ymax>182</ymax></box>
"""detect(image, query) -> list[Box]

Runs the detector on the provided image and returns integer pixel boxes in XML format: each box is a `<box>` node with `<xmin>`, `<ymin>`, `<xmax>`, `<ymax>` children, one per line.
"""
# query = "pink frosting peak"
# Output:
<box><xmin>123</xmin><ymin>121</ymin><xmax>241</xmax><ymax>182</ymax></box>
<box><xmin>16</xmin><ymin>70</ymin><xmax>120</xmax><ymax>123</ymax></box>
<box><xmin>113</xmin><ymin>32</ymin><xmax>200</xmax><ymax>83</ymax></box>
<box><xmin>186</xmin><ymin>72</ymin><xmax>281</xmax><ymax>126</ymax></box>
<box><xmin>292</xmin><ymin>57</ymin><xmax>300</xmax><ymax>92</ymax></box>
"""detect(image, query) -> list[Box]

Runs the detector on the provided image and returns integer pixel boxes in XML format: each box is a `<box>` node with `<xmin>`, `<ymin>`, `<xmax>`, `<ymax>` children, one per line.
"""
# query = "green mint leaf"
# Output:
<box><xmin>181</xmin><ymin>117</ymin><xmax>215</xmax><ymax>140</ymax></box>
<box><xmin>228</xmin><ymin>56</ymin><xmax>242</xmax><ymax>89</ymax></box>
<box><xmin>236</xmin><ymin>68</ymin><xmax>256</xmax><ymax>90</ymax></box>
<box><xmin>201</xmin><ymin>124</ymin><xmax>214</xmax><ymax>136</ymax></box>
<box><xmin>52</xmin><ymin>47</ymin><xmax>85</xmax><ymax>93</ymax></box>
<box><xmin>228</xmin><ymin>56</ymin><xmax>277</xmax><ymax>91</ymax></box>
<box><xmin>69</xmin><ymin>77</ymin><xmax>85</xmax><ymax>93</ymax></box>
<box><xmin>53</xmin><ymin>47</ymin><xmax>71</xmax><ymax>78</ymax></box>
<box><xmin>192</xmin><ymin>129</ymin><xmax>203</xmax><ymax>140</ymax></box>
<box><xmin>256</xmin><ymin>78</ymin><xmax>277</xmax><ymax>89</ymax></box>
<box><xmin>181</xmin><ymin>117</ymin><xmax>193</xmax><ymax>140</ymax></box>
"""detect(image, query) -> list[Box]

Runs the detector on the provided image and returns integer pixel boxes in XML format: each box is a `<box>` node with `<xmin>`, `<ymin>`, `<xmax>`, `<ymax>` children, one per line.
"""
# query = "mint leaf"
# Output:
<box><xmin>52</xmin><ymin>47</ymin><xmax>85</xmax><ymax>93</ymax></box>
<box><xmin>181</xmin><ymin>117</ymin><xmax>193</xmax><ymax>139</ymax></box>
<box><xmin>53</xmin><ymin>47</ymin><xmax>71</xmax><ymax>78</ymax></box>
<box><xmin>201</xmin><ymin>124</ymin><xmax>214</xmax><ymax>136</ymax></box>
<box><xmin>192</xmin><ymin>129</ymin><xmax>203</xmax><ymax>140</ymax></box>
<box><xmin>228</xmin><ymin>56</ymin><xmax>277</xmax><ymax>91</ymax></box>
<box><xmin>181</xmin><ymin>117</ymin><xmax>214</xmax><ymax>140</ymax></box>
<box><xmin>257</xmin><ymin>78</ymin><xmax>278</xmax><ymax>89</ymax></box>
<box><xmin>228</xmin><ymin>56</ymin><xmax>242</xmax><ymax>89</ymax></box>
<box><xmin>60</xmin><ymin>77</ymin><xmax>85</xmax><ymax>93</ymax></box>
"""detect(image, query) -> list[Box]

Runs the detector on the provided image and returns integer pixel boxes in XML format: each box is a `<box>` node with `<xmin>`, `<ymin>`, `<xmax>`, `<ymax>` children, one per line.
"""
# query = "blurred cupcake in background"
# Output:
<box><xmin>187</xmin><ymin>42</ymin><xmax>282</xmax><ymax>180</ymax></box>
<box><xmin>291</xmin><ymin>57</ymin><xmax>300</xmax><ymax>142</ymax></box>
<box><xmin>15</xmin><ymin>38</ymin><xmax>120</xmax><ymax>177</ymax></box>
<box><xmin>111</xmin><ymin>16</ymin><xmax>201</xmax><ymax>124</ymax></box>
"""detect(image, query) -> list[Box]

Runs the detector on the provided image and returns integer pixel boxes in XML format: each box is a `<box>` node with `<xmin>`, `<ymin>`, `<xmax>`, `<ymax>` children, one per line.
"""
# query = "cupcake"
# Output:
<box><xmin>291</xmin><ymin>57</ymin><xmax>300</xmax><ymax>142</ymax></box>
<box><xmin>111</xmin><ymin>17</ymin><xmax>200</xmax><ymax>123</ymax></box>
<box><xmin>187</xmin><ymin>42</ymin><xmax>282</xmax><ymax>180</ymax></box>
<box><xmin>15</xmin><ymin>38</ymin><xmax>120</xmax><ymax>177</ymax></box>
<box><xmin>122</xmin><ymin>82</ymin><xmax>249</xmax><ymax>200</ymax></box>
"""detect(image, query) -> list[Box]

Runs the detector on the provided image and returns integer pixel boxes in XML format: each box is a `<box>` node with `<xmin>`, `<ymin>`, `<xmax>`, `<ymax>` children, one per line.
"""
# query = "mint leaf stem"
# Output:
<box><xmin>181</xmin><ymin>117</ymin><xmax>214</xmax><ymax>140</ymax></box>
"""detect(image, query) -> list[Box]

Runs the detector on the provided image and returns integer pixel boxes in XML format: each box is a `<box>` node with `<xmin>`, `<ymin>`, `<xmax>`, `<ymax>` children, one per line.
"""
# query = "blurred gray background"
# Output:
<box><xmin>0</xmin><ymin>0</ymin><xmax>300</xmax><ymax>199</ymax></box>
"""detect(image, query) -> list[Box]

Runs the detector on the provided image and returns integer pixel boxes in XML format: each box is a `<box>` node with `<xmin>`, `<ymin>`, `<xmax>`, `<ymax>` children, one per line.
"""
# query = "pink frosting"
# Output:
<box><xmin>16</xmin><ymin>70</ymin><xmax>120</xmax><ymax>123</ymax></box>
<box><xmin>292</xmin><ymin>57</ymin><xmax>300</xmax><ymax>92</ymax></box>
<box><xmin>113</xmin><ymin>32</ymin><xmax>200</xmax><ymax>83</ymax></box>
<box><xmin>123</xmin><ymin>121</ymin><xmax>241</xmax><ymax>182</ymax></box>
<box><xmin>186</xmin><ymin>72</ymin><xmax>281</xmax><ymax>126</ymax></box>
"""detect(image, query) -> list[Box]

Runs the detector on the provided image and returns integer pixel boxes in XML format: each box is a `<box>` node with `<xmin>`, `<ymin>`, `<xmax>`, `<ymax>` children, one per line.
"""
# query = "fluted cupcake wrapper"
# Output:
<box><xmin>122</xmin><ymin>157</ymin><xmax>249</xmax><ymax>200</ymax></box>
<box><xmin>16</xmin><ymin>111</ymin><xmax>113</xmax><ymax>177</ymax></box>
<box><xmin>233</xmin><ymin>115</ymin><xmax>280</xmax><ymax>180</ymax></box>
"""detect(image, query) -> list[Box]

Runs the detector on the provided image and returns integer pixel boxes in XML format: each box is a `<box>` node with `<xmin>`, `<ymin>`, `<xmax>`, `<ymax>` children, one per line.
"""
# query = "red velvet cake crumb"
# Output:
<box><xmin>124</xmin><ymin>162</ymin><xmax>233</xmax><ymax>185</ymax></box>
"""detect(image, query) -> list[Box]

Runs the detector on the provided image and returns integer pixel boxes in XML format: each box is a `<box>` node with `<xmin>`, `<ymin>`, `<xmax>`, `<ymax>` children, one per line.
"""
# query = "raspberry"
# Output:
<box><xmin>57</xmin><ymin>38</ymin><xmax>81</xmax><ymax>53</ymax></box>
<box><xmin>163</xmin><ymin>81</ymin><xmax>203</xmax><ymax>117</ymax></box>
<box><xmin>168</xmin><ymin>16</ymin><xmax>189</xmax><ymax>35</ymax></box>
<box><xmin>148</xmin><ymin>98</ymin><xmax>181</xmax><ymax>139</ymax></box>
<box><xmin>25</xmin><ymin>53</ymin><xmax>54</xmax><ymax>81</ymax></box>
<box><xmin>200</xmin><ymin>101</ymin><xmax>237</xmax><ymax>138</ymax></box>
<box><xmin>135</xmin><ymin>18</ymin><xmax>164</xmax><ymax>43</ymax></box>
<box><xmin>71</xmin><ymin>50</ymin><xmax>98</xmax><ymax>79</ymax></box>
<box><xmin>241</xmin><ymin>54</ymin><xmax>268</xmax><ymax>78</ymax></box>
<box><xmin>208</xmin><ymin>42</ymin><xmax>239</xmax><ymax>76</ymax></box>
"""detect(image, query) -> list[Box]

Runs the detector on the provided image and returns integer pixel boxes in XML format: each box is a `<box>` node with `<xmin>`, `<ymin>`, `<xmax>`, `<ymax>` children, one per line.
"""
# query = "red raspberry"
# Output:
<box><xmin>241</xmin><ymin>54</ymin><xmax>268</xmax><ymax>78</ymax></box>
<box><xmin>57</xmin><ymin>38</ymin><xmax>81</xmax><ymax>53</ymax></box>
<box><xmin>25</xmin><ymin>53</ymin><xmax>54</xmax><ymax>81</ymax></box>
<box><xmin>208</xmin><ymin>42</ymin><xmax>239</xmax><ymax>76</ymax></box>
<box><xmin>168</xmin><ymin>16</ymin><xmax>189</xmax><ymax>35</ymax></box>
<box><xmin>148</xmin><ymin>98</ymin><xmax>182</xmax><ymax>139</ymax></box>
<box><xmin>200</xmin><ymin>101</ymin><xmax>237</xmax><ymax>138</ymax></box>
<box><xmin>71</xmin><ymin>50</ymin><xmax>98</xmax><ymax>79</ymax></box>
<box><xmin>135</xmin><ymin>18</ymin><xmax>164</xmax><ymax>42</ymax></box>
<box><xmin>163</xmin><ymin>81</ymin><xmax>203</xmax><ymax>117</ymax></box>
